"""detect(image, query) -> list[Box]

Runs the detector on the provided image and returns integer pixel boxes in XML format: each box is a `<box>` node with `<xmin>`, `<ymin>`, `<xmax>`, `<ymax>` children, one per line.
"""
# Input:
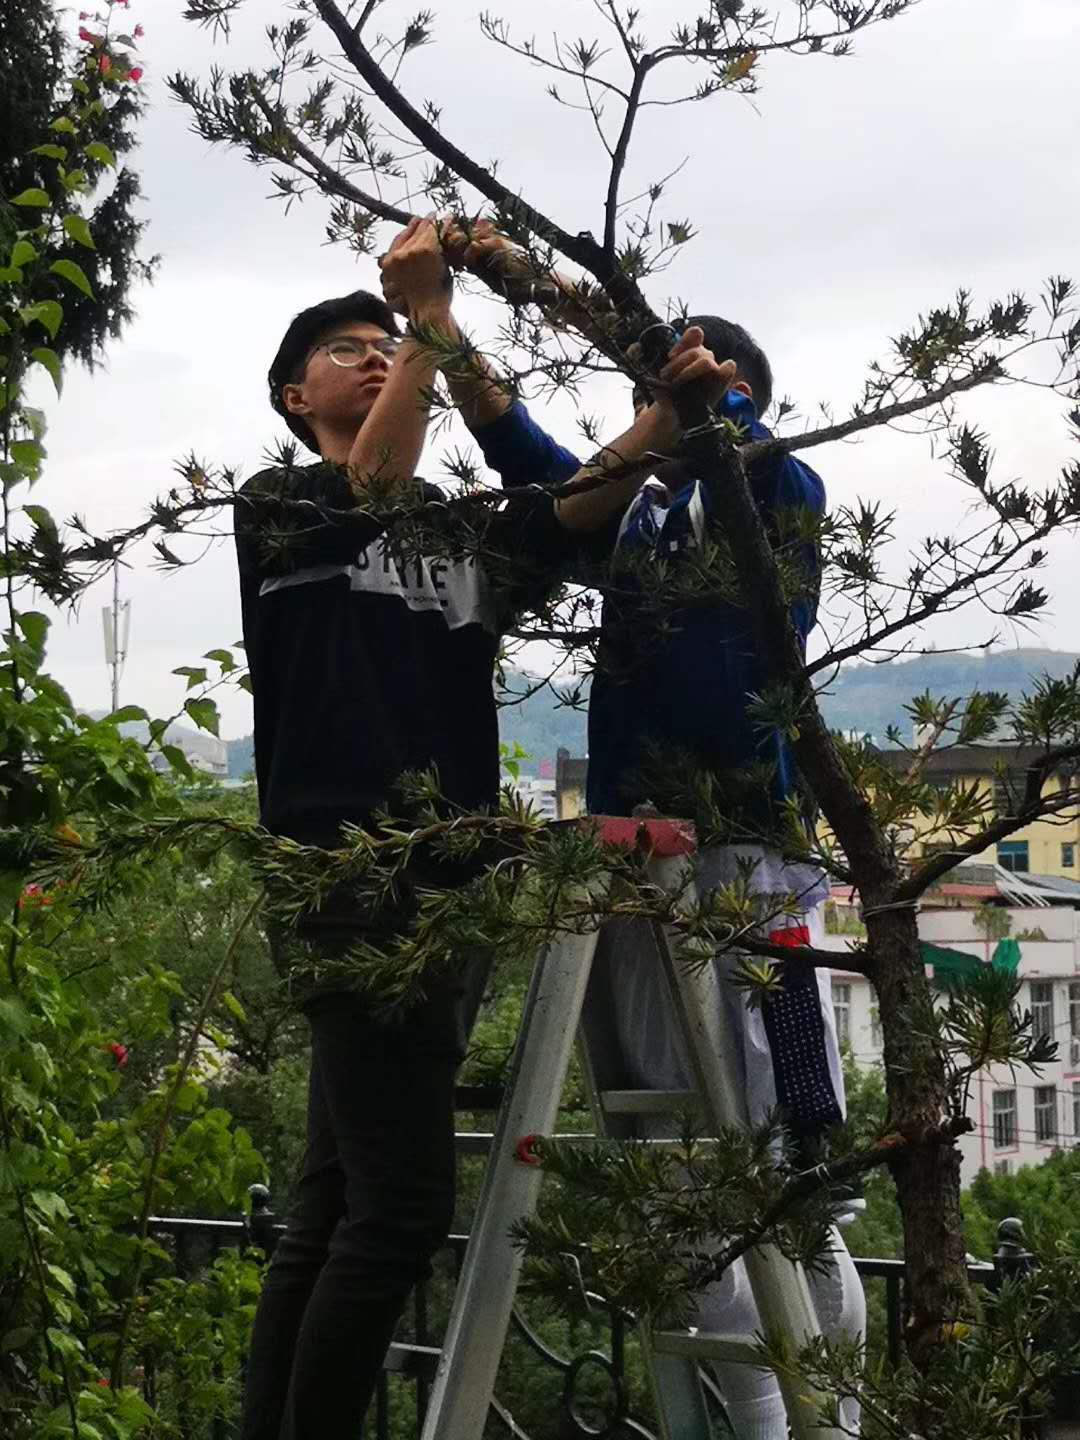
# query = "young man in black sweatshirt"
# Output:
<box><xmin>235</xmin><ymin>216</ymin><xmax>732</xmax><ymax>1440</ymax></box>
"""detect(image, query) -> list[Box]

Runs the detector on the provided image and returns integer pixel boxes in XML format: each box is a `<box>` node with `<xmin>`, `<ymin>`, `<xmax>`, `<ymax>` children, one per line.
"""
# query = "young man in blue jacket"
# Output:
<box><xmin>385</xmin><ymin>225</ymin><xmax>864</xmax><ymax>1439</ymax></box>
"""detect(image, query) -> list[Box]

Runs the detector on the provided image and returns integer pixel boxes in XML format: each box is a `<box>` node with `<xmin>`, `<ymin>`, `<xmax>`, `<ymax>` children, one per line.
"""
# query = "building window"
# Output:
<box><xmin>1063</xmin><ymin>842</ymin><xmax>1076</xmax><ymax>869</ymax></box>
<box><xmin>1070</xmin><ymin>982</ymin><xmax>1080</xmax><ymax>1040</ymax></box>
<box><xmin>992</xmin><ymin>1089</ymin><xmax>1017</xmax><ymax>1149</ymax></box>
<box><xmin>870</xmin><ymin>1006</ymin><xmax>882</xmax><ymax>1050</ymax></box>
<box><xmin>833</xmin><ymin>983</ymin><xmax>851</xmax><ymax>1048</ymax></box>
<box><xmin>993</xmin><ymin>1159</ymin><xmax>1011</xmax><ymax>1177</ymax></box>
<box><xmin>1030</xmin><ymin>980</ymin><xmax>1055</xmax><ymax>1040</ymax></box>
<box><xmin>1073</xmin><ymin>1082</ymin><xmax>1080</xmax><ymax>1139</ymax></box>
<box><xmin>997</xmin><ymin>840</ymin><xmax>1030</xmax><ymax>873</ymax></box>
<box><xmin>1035</xmin><ymin>1085</ymin><xmax>1058</xmax><ymax>1143</ymax></box>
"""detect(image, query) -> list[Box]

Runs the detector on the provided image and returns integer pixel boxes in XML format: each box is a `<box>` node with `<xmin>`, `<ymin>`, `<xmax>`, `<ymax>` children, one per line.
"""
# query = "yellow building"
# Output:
<box><xmin>877</xmin><ymin>743</ymin><xmax>1080</xmax><ymax>881</ymax></box>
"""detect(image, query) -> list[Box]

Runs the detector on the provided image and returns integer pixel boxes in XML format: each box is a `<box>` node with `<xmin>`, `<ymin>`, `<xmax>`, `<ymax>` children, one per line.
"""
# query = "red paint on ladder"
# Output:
<box><xmin>514</xmin><ymin>1134</ymin><xmax>543</xmax><ymax>1166</ymax></box>
<box><xmin>590</xmin><ymin>815</ymin><xmax>697</xmax><ymax>857</ymax></box>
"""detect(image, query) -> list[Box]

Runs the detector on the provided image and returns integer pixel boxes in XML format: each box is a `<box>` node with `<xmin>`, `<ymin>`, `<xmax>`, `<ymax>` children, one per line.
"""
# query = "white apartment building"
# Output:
<box><xmin>824</xmin><ymin>877</ymin><xmax>1080</xmax><ymax>1183</ymax></box>
<box><xmin>508</xmin><ymin>774</ymin><xmax>558</xmax><ymax>821</ymax></box>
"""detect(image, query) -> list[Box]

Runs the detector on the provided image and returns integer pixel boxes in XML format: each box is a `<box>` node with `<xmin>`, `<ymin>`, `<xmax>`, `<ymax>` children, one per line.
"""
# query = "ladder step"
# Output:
<box><xmin>454</xmin><ymin>1132</ymin><xmax>721</xmax><ymax>1155</ymax></box>
<box><xmin>651</xmin><ymin>1329</ymin><xmax>761</xmax><ymax>1365</ymax></box>
<box><xmin>601</xmin><ymin>1088</ymin><xmax>702</xmax><ymax>1114</ymax></box>
<box><xmin>384</xmin><ymin>1341</ymin><xmax>442</xmax><ymax>1379</ymax></box>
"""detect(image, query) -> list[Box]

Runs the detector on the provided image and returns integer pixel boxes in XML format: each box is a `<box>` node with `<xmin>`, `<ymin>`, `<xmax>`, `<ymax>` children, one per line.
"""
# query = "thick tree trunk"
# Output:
<box><xmin>866</xmin><ymin>902</ymin><xmax>971</xmax><ymax>1364</ymax></box>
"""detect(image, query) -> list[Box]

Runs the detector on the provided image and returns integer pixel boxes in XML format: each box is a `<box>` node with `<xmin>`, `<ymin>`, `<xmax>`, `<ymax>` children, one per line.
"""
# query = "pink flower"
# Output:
<box><xmin>129</xmin><ymin>66</ymin><xmax>144</xmax><ymax>82</ymax></box>
<box><xmin>78</xmin><ymin>26</ymin><xmax>93</xmax><ymax>40</ymax></box>
<box><xmin>18</xmin><ymin>883</ymin><xmax>52</xmax><ymax>911</ymax></box>
<box><xmin>79</xmin><ymin>10</ymin><xmax>89</xmax><ymax>17</ymax></box>
<box><xmin>134</xmin><ymin>23</ymin><xmax>144</xmax><ymax>37</ymax></box>
<box><xmin>108</xmin><ymin>1042</ymin><xmax>129</xmax><ymax>1069</ymax></box>
<box><xmin>99</xmin><ymin>52</ymin><xmax>112</xmax><ymax>74</ymax></box>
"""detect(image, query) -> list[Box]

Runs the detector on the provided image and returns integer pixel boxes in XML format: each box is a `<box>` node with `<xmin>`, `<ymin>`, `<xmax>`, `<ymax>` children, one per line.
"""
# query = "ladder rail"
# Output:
<box><xmin>647</xmin><ymin>852</ymin><xmax>843</xmax><ymax>1440</ymax></box>
<box><xmin>420</xmin><ymin>887</ymin><xmax>605</xmax><ymax>1440</ymax></box>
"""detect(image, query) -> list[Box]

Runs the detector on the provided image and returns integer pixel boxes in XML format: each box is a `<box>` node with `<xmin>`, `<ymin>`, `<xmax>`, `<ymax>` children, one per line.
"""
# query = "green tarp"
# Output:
<box><xmin>991</xmin><ymin>937</ymin><xmax>1022</xmax><ymax>974</ymax></box>
<box><xmin>922</xmin><ymin>938</ymin><xmax>1022</xmax><ymax>981</ymax></box>
<box><xmin>922</xmin><ymin>943</ymin><xmax>984</xmax><ymax>979</ymax></box>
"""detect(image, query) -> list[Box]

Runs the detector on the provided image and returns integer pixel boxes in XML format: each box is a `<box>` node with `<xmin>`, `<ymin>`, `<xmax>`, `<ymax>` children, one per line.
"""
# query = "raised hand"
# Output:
<box><xmin>655</xmin><ymin>326</ymin><xmax>737</xmax><ymax>416</ymax></box>
<box><xmin>378</xmin><ymin>216</ymin><xmax>453</xmax><ymax>323</ymax></box>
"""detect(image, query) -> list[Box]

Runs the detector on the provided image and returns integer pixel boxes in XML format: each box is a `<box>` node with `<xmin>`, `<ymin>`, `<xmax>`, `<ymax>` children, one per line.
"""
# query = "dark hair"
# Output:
<box><xmin>683</xmin><ymin>313</ymin><xmax>773</xmax><ymax>417</ymax></box>
<box><xmin>268</xmin><ymin>290</ymin><xmax>401</xmax><ymax>453</ymax></box>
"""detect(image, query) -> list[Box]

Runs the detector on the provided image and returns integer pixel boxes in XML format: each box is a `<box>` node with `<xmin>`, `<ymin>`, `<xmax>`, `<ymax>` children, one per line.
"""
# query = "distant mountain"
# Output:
<box><xmin>223</xmin><ymin>649</ymin><xmax>1080</xmax><ymax>775</ymax></box>
<box><xmin>816</xmin><ymin>648</ymin><xmax>1080</xmax><ymax>743</ymax></box>
<box><xmin>226</xmin><ymin>733</ymin><xmax>255</xmax><ymax>779</ymax></box>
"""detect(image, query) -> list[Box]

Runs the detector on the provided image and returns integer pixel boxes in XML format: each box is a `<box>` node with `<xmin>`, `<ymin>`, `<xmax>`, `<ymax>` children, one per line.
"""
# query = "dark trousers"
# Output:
<box><xmin>240</xmin><ymin>980</ymin><xmax>474</xmax><ymax>1440</ymax></box>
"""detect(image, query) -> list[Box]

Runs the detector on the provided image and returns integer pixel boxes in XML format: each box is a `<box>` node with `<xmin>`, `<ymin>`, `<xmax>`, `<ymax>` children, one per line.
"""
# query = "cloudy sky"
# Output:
<box><xmin>33</xmin><ymin>0</ymin><xmax>1080</xmax><ymax>739</ymax></box>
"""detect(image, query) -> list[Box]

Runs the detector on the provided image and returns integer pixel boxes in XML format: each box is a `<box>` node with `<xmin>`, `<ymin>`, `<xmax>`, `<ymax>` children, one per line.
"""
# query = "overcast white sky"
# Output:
<box><xmin>32</xmin><ymin>0</ymin><xmax>1080</xmax><ymax>738</ymax></box>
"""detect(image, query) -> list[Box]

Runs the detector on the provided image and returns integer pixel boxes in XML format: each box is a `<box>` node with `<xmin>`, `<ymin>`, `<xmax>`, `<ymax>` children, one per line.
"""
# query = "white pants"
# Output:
<box><xmin>604</xmin><ymin>847</ymin><xmax>865</xmax><ymax>1438</ymax></box>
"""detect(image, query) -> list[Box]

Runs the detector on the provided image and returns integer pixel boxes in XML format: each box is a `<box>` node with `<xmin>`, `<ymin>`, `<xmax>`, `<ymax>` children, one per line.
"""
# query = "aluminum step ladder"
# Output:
<box><xmin>419</xmin><ymin>816</ymin><xmax>843</xmax><ymax>1440</ymax></box>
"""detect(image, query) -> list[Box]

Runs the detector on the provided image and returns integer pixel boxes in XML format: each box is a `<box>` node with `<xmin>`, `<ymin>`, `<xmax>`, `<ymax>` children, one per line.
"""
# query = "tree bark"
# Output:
<box><xmin>865</xmin><ymin>901</ymin><xmax>971</xmax><ymax>1363</ymax></box>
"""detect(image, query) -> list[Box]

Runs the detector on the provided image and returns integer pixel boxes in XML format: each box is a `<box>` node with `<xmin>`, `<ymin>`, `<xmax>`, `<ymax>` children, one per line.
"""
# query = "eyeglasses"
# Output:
<box><xmin>309</xmin><ymin>337</ymin><xmax>401</xmax><ymax>368</ymax></box>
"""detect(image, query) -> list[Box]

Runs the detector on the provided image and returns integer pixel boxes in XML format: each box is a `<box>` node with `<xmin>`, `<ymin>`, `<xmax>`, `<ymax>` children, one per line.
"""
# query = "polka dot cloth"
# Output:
<box><xmin>761</xmin><ymin>925</ymin><xmax>843</xmax><ymax>1139</ymax></box>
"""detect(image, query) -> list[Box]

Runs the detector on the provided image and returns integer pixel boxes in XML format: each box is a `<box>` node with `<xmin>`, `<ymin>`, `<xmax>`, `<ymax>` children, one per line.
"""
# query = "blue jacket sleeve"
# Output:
<box><xmin>472</xmin><ymin>399</ymin><xmax>582</xmax><ymax>491</ymax></box>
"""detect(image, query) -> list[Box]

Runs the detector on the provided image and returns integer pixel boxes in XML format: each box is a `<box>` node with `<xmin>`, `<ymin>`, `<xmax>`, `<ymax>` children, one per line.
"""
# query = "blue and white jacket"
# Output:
<box><xmin>474</xmin><ymin>393</ymin><xmax>825</xmax><ymax>831</ymax></box>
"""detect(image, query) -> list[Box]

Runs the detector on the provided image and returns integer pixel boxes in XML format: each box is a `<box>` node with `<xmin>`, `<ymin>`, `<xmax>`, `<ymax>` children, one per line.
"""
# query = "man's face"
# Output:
<box><xmin>282</xmin><ymin>322</ymin><xmax>398</xmax><ymax>437</ymax></box>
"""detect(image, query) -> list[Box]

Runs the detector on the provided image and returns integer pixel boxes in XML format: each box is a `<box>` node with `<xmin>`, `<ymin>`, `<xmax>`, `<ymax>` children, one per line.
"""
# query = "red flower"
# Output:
<box><xmin>98</xmin><ymin>1377</ymin><xmax>111</xmax><ymax>1387</ymax></box>
<box><xmin>99</xmin><ymin>52</ymin><xmax>112</xmax><ymax>74</ymax></box>
<box><xmin>78</xmin><ymin>26</ymin><xmax>93</xmax><ymax>41</ymax></box>
<box><xmin>79</xmin><ymin>10</ymin><xmax>89</xmax><ymax>17</ymax></box>
<box><xmin>108</xmin><ymin>1042</ymin><xmax>129</xmax><ymax>1069</ymax></box>
<box><xmin>18</xmin><ymin>883</ymin><xmax>52</xmax><ymax>911</ymax></box>
<box><xmin>129</xmin><ymin>66</ymin><xmax>144</xmax><ymax>82</ymax></box>
<box><xmin>134</xmin><ymin>24</ymin><xmax>144</xmax><ymax>37</ymax></box>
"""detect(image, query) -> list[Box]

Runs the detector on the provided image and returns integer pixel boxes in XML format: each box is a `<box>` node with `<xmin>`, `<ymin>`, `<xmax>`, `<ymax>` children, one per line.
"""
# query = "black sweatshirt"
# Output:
<box><xmin>234</xmin><ymin>462</ymin><xmax>568</xmax><ymax>851</ymax></box>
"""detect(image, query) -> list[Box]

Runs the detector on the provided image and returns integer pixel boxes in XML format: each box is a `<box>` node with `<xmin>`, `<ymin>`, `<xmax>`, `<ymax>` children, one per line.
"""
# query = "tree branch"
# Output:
<box><xmin>807</xmin><ymin>509</ymin><xmax>1063</xmax><ymax>678</ymax></box>
<box><xmin>479</xmin><ymin>16</ymin><xmax>631</xmax><ymax>103</ymax></box>
<box><xmin>693</xmin><ymin>1113</ymin><xmax>974</xmax><ymax>1290</ymax></box>
<box><xmin>311</xmin><ymin>0</ymin><xmax>608</xmax><ymax>275</ymax></box>
<box><xmin>737</xmin><ymin>936</ymin><xmax>870</xmax><ymax>976</ymax></box>
<box><xmin>650</xmin><ymin>6</ymin><xmax>917</xmax><ymax>71</ymax></box>
<box><xmin>742</xmin><ymin>364</ymin><xmax>999</xmax><ymax>467</ymax></box>
<box><xmin>672</xmin><ymin>416</ymin><xmax>896</xmax><ymax>893</ymax></box>
<box><xmin>247</xmin><ymin>81</ymin><xmax>412</xmax><ymax>226</ymax></box>
<box><xmin>604</xmin><ymin>57</ymin><xmax>651</xmax><ymax>256</ymax></box>
<box><xmin>597</xmin><ymin>0</ymin><xmax>639</xmax><ymax>67</ymax></box>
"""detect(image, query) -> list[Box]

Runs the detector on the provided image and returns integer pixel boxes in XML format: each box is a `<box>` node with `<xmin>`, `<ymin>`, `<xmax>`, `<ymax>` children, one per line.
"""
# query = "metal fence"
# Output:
<box><xmin>145</xmin><ymin>1211</ymin><xmax>647</xmax><ymax>1440</ymax></box>
<box><xmin>139</xmin><ymin>1196</ymin><xmax>1024</xmax><ymax>1440</ymax></box>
